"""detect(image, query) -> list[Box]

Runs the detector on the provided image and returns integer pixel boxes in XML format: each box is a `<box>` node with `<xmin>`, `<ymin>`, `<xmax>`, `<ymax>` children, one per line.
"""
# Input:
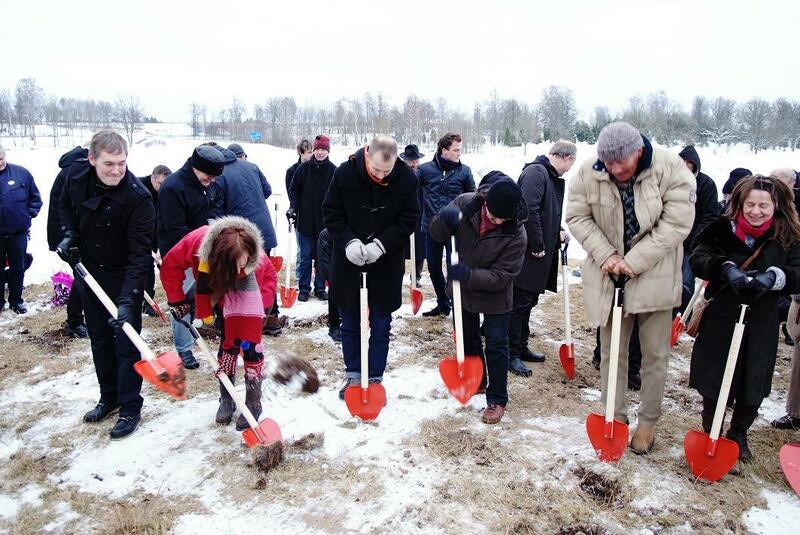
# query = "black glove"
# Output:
<box><xmin>721</xmin><ymin>261</ymin><xmax>750</xmax><ymax>295</ymax></box>
<box><xmin>108</xmin><ymin>301</ymin><xmax>134</xmax><ymax>332</ymax></box>
<box><xmin>438</xmin><ymin>205</ymin><xmax>462</xmax><ymax>235</ymax></box>
<box><xmin>56</xmin><ymin>231</ymin><xmax>80</xmax><ymax>265</ymax></box>
<box><xmin>285</xmin><ymin>208</ymin><xmax>297</xmax><ymax>224</ymax></box>
<box><xmin>749</xmin><ymin>270</ymin><xmax>777</xmax><ymax>299</ymax></box>
<box><xmin>169</xmin><ymin>299</ymin><xmax>193</xmax><ymax>319</ymax></box>
<box><xmin>448</xmin><ymin>263</ymin><xmax>471</xmax><ymax>282</ymax></box>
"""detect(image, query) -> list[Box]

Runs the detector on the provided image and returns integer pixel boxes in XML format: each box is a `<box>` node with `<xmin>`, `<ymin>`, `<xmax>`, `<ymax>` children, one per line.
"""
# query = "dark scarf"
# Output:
<box><xmin>435</xmin><ymin>154</ymin><xmax>459</xmax><ymax>172</ymax></box>
<box><xmin>612</xmin><ymin>176</ymin><xmax>640</xmax><ymax>253</ymax></box>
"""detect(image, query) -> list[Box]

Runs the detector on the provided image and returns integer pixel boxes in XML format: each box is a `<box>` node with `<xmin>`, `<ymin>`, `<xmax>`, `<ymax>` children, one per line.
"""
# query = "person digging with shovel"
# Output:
<box><xmin>689</xmin><ymin>175</ymin><xmax>800</xmax><ymax>463</ymax></box>
<box><xmin>566</xmin><ymin>121</ymin><xmax>695</xmax><ymax>454</ymax></box>
<box><xmin>160</xmin><ymin>216</ymin><xmax>277</xmax><ymax>428</ymax></box>
<box><xmin>428</xmin><ymin>175</ymin><xmax>527</xmax><ymax>424</ymax></box>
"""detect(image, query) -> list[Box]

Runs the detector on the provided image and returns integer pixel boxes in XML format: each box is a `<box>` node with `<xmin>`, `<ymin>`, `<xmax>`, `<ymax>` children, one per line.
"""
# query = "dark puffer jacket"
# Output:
<box><xmin>47</xmin><ymin>146</ymin><xmax>88</xmax><ymax>250</ymax></box>
<box><xmin>418</xmin><ymin>154</ymin><xmax>475</xmax><ymax>232</ymax></box>
<box><xmin>0</xmin><ymin>163</ymin><xmax>41</xmax><ymax>236</ymax></box>
<box><xmin>290</xmin><ymin>157</ymin><xmax>336</xmax><ymax>237</ymax></box>
<box><xmin>428</xmin><ymin>186</ymin><xmax>527</xmax><ymax>315</ymax></box>
<box><xmin>678</xmin><ymin>145</ymin><xmax>720</xmax><ymax>252</ymax></box>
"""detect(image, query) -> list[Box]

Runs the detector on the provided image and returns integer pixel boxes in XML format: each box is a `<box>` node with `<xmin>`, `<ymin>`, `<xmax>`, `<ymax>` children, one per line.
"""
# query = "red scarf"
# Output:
<box><xmin>480</xmin><ymin>204</ymin><xmax>501</xmax><ymax>236</ymax></box>
<box><xmin>735</xmin><ymin>212</ymin><xmax>773</xmax><ymax>243</ymax></box>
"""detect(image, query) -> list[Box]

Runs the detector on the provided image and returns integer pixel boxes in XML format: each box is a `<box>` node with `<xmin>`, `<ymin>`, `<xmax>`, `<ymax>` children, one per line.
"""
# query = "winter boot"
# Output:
<box><xmin>236</xmin><ymin>378</ymin><xmax>263</xmax><ymax>431</ymax></box>
<box><xmin>630</xmin><ymin>423</ymin><xmax>656</xmax><ymax>455</ymax></box>
<box><xmin>215</xmin><ymin>377</ymin><xmax>236</xmax><ymax>425</ymax></box>
<box><xmin>509</xmin><ymin>357</ymin><xmax>532</xmax><ymax>377</ymax></box>
<box><xmin>727</xmin><ymin>403</ymin><xmax>759</xmax><ymax>463</ymax></box>
<box><xmin>701</xmin><ymin>396</ymin><xmax>716</xmax><ymax>434</ymax></box>
<box><xmin>725</xmin><ymin>429</ymin><xmax>753</xmax><ymax>463</ymax></box>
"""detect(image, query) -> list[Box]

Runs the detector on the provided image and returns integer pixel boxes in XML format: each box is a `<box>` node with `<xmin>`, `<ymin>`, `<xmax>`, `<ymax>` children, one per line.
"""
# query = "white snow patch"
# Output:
<box><xmin>581</xmin><ymin>388</ymin><xmax>602</xmax><ymax>402</ymax></box>
<box><xmin>742</xmin><ymin>488</ymin><xmax>800</xmax><ymax>534</ymax></box>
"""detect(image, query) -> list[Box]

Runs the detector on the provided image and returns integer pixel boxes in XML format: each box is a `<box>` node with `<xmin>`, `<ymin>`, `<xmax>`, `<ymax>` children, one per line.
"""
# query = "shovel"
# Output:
<box><xmin>345</xmin><ymin>272</ymin><xmax>387</xmax><ymax>420</ymax></box>
<box><xmin>780</xmin><ymin>444</ymin><xmax>800</xmax><ymax>497</ymax></box>
<box><xmin>684</xmin><ymin>304</ymin><xmax>747</xmax><ymax>482</ymax></box>
<box><xmin>143</xmin><ymin>290</ymin><xmax>167</xmax><ymax>323</ymax></box>
<box><xmin>409</xmin><ymin>233</ymin><xmax>423</xmax><ymax>315</ymax></box>
<box><xmin>439</xmin><ymin>236</ymin><xmax>484</xmax><ymax>404</ymax></box>
<box><xmin>270</xmin><ymin>202</ymin><xmax>284</xmax><ymax>273</ymax></box>
<box><xmin>670</xmin><ymin>278</ymin><xmax>703</xmax><ymax>346</ymax></box>
<box><xmin>558</xmin><ymin>243</ymin><xmax>575</xmax><ymax>380</ymax></box>
<box><xmin>171</xmin><ymin>309</ymin><xmax>282</xmax><ymax>447</ymax></box>
<box><xmin>586</xmin><ymin>275</ymin><xmax>630</xmax><ymax>463</ymax></box>
<box><xmin>280</xmin><ymin>221</ymin><xmax>298</xmax><ymax>308</ymax></box>
<box><xmin>74</xmin><ymin>262</ymin><xmax>187</xmax><ymax>401</ymax></box>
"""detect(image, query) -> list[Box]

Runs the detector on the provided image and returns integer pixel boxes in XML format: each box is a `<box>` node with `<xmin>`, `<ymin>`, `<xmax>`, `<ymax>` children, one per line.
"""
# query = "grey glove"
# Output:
<box><xmin>364</xmin><ymin>240</ymin><xmax>385</xmax><ymax>264</ymax></box>
<box><xmin>345</xmin><ymin>240</ymin><xmax>368</xmax><ymax>266</ymax></box>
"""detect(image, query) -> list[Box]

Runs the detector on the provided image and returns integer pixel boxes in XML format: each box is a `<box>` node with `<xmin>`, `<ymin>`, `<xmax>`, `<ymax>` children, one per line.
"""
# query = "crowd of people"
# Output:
<box><xmin>1</xmin><ymin>122</ymin><xmax>798</xmax><ymax>460</ymax></box>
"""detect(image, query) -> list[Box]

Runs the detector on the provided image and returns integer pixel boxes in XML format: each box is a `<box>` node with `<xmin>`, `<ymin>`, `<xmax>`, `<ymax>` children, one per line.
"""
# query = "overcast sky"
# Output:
<box><xmin>2</xmin><ymin>0</ymin><xmax>797</xmax><ymax>123</ymax></box>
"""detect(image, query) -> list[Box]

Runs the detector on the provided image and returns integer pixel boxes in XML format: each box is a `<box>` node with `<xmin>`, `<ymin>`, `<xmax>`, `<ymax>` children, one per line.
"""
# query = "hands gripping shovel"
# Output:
<box><xmin>586</xmin><ymin>275</ymin><xmax>630</xmax><ymax>462</ymax></box>
<box><xmin>408</xmin><ymin>233</ymin><xmax>423</xmax><ymax>315</ymax></box>
<box><xmin>280</xmin><ymin>221</ymin><xmax>298</xmax><ymax>308</ymax></box>
<box><xmin>74</xmin><ymin>262</ymin><xmax>187</xmax><ymax>400</ymax></box>
<box><xmin>558</xmin><ymin>243</ymin><xmax>575</xmax><ymax>380</ymax></box>
<box><xmin>438</xmin><ymin>236</ymin><xmax>484</xmax><ymax>404</ymax></box>
<box><xmin>684</xmin><ymin>304</ymin><xmax>748</xmax><ymax>482</ymax></box>
<box><xmin>170</xmin><ymin>309</ymin><xmax>282</xmax><ymax>448</ymax></box>
<box><xmin>344</xmin><ymin>272</ymin><xmax>387</xmax><ymax>420</ymax></box>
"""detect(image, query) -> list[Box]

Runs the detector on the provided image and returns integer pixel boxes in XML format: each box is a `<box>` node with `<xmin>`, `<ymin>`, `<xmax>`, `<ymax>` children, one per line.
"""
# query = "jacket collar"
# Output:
<box><xmin>80</xmin><ymin>168</ymin><xmax>135</xmax><ymax>210</ymax></box>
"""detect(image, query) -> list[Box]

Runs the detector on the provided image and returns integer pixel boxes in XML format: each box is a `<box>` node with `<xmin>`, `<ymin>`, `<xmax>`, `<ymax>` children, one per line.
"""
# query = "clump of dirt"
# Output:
<box><xmin>288</xmin><ymin>432</ymin><xmax>324</xmax><ymax>451</ymax></box>
<box><xmin>557</xmin><ymin>525</ymin><xmax>607</xmax><ymax>535</ymax></box>
<box><xmin>574</xmin><ymin>466</ymin><xmax>622</xmax><ymax>506</ymax></box>
<box><xmin>27</xmin><ymin>328</ymin><xmax>74</xmax><ymax>352</ymax></box>
<box><xmin>252</xmin><ymin>441</ymin><xmax>285</xmax><ymax>473</ymax></box>
<box><xmin>271</xmin><ymin>355</ymin><xmax>320</xmax><ymax>393</ymax></box>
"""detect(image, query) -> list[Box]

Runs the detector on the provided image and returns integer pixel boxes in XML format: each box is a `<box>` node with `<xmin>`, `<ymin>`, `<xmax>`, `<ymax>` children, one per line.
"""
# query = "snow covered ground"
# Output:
<box><xmin>0</xmin><ymin>129</ymin><xmax>798</xmax><ymax>533</ymax></box>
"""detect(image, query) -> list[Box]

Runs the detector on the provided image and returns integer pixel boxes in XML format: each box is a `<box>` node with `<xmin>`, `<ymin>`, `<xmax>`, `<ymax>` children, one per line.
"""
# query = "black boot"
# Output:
<box><xmin>509</xmin><ymin>357</ymin><xmax>532</xmax><ymax>377</ymax></box>
<box><xmin>236</xmin><ymin>378</ymin><xmax>263</xmax><ymax>431</ymax></box>
<box><xmin>216</xmin><ymin>377</ymin><xmax>235</xmax><ymax>425</ymax></box>
<box><xmin>701</xmin><ymin>396</ymin><xmax>716</xmax><ymax>434</ymax></box>
<box><xmin>725</xmin><ymin>428</ymin><xmax>753</xmax><ymax>463</ymax></box>
<box><xmin>83</xmin><ymin>401</ymin><xmax>120</xmax><ymax>423</ymax></box>
<box><xmin>783</xmin><ymin>323</ymin><xmax>795</xmax><ymax>347</ymax></box>
<box><xmin>110</xmin><ymin>414</ymin><xmax>141</xmax><ymax>440</ymax></box>
<box><xmin>727</xmin><ymin>403</ymin><xmax>759</xmax><ymax>463</ymax></box>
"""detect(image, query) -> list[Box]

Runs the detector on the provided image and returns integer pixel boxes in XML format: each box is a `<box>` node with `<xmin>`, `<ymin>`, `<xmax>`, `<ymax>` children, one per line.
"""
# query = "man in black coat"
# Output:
<box><xmin>323</xmin><ymin>136</ymin><xmax>418</xmax><ymax>398</ymax></box>
<box><xmin>288</xmin><ymin>134</ymin><xmax>336</xmax><ymax>301</ymax></box>
<box><xmin>157</xmin><ymin>145</ymin><xmax>225</xmax><ymax>369</ymax></box>
<box><xmin>140</xmin><ymin>164</ymin><xmax>171</xmax><ymax>316</ymax></box>
<box><xmin>508</xmin><ymin>141</ymin><xmax>576</xmax><ymax>377</ymax></box>
<box><xmin>57</xmin><ymin>130</ymin><xmax>155</xmax><ymax>440</ymax></box>
<box><xmin>399</xmin><ymin>144</ymin><xmax>426</xmax><ymax>287</ymax></box>
<box><xmin>285</xmin><ymin>139</ymin><xmax>312</xmax><ymax>194</ymax></box>
<box><xmin>47</xmin><ymin>146</ymin><xmax>89</xmax><ymax>337</ymax></box>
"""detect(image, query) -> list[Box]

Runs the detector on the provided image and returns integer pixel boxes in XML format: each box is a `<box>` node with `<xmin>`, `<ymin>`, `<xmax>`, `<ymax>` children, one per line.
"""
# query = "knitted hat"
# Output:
<box><xmin>227</xmin><ymin>143</ymin><xmax>246</xmax><ymax>158</ymax></box>
<box><xmin>190</xmin><ymin>145</ymin><xmax>225</xmax><ymax>176</ymax></box>
<box><xmin>313</xmin><ymin>134</ymin><xmax>330</xmax><ymax>152</ymax></box>
<box><xmin>597</xmin><ymin>121</ymin><xmax>644</xmax><ymax>162</ymax></box>
<box><xmin>479</xmin><ymin>170</ymin><xmax>512</xmax><ymax>188</ymax></box>
<box><xmin>486</xmin><ymin>178</ymin><xmax>522</xmax><ymax>220</ymax></box>
<box><xmin>723</xmin><ymin>167</ymin><xmax>752</xmax><ymax>194</ymax></box>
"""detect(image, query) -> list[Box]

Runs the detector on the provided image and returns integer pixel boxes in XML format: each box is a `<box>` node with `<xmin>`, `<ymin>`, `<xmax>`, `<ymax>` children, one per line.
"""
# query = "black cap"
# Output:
<box><xmin>486</xmin><ymin>178</ymin><xmax>522</xmax><ymax>220</ymax></box>
<box><xmin>190</xmin><ymin>145</ymin><xmax>225</xmax><ymax>177</ymax></box>
<box><xmin>227</xmin><ymin>143</ymin><xmax>246</xmax><ymax>158</ymax></box>
<box><xmin>723</xmin><ymin>167</ymin><xmax>752</xmax><ymax>194</ymax></box>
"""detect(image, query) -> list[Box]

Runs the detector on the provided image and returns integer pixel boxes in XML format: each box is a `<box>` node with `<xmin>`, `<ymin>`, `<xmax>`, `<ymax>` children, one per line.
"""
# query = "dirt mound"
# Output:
<box><xmin>252</xmin><ymin>441</ymin><xmax>285</xmax><ymax>474</ymax></box>
<box><xmin>574</xmin><ymin>466</ymin><xmax>622</xmax><ymax>506</ymax></box>
<box><xmin>270</xmin><ymin>355</ymin><xmax>319</xmax><ymax>393</ymax></box>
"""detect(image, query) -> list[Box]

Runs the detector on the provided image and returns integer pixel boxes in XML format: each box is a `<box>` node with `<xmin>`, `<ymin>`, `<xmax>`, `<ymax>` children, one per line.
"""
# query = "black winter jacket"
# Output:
<box><xmin>323</xmin><ymin>148</ymin><xmax>419</xmax><ymax>313</ymax></box>
<box><xmin>58</xmin><ymin>161</ymin><xmax>154</xmax><ymax>304</ymax></box>
<box><xmin>418</xmin><ymin>155</ymin><xmax>475</xmax><ymax>232</ymax></box>
<box><xmin>290</xmin><ymin>157</ymin><xmax>336</xmax><ymax>237</ymax></box>
<box><xmin>678</xmin><ymin>146</ymin><xmax>720</xmax><ymax>252</ymax></box>
<box><xmin>140</xmin><ymin>174</ymin><xmax>160</xmax><ymax>252</ymax></box>
<box><xmin>47</xmin><ymin>146</ymin><xmax>88</xmax><ymax>250</ymax></box>
<box><xmin>317</xmin><ymin>227</ymin><xmax>333</xmax><ymax>282</ymax></box>
<box><xmin>285</xmin><ymin>160</ymin><xmax>301</xmax><ymax>196</ymax></box>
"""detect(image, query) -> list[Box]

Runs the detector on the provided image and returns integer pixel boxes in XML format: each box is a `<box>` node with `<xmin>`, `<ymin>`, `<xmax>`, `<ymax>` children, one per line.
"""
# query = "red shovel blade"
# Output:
<box><xmin>344</xmin><ymin>383</ymin><xmax>387</xmax><ymax>421</ymax></box>
<box><xmin>133</xmin><ymin>351</ymin><xmax>187</xmax><ymax>400</ymax></box>
<box><xmin>586</xmin><ymin>413</ymin><xmax>629</xmax><ymax>463</ymax></box>
<box><xmin>439</xmin><ymin>356</ymin><xmax>484</xmax><ymax>405</ymax></box>
<box><xmin>280</xmin><ymin>286</ymin><xmax>298</xmax><ymax>308</ymax></box>
<box><xmin>670</xmin><ymin>315</ymin><xmax>685</xmax><ymax>347</ymax></box>
<box><xmin>270</xmin><ymin>256</ymin><xmax>284</xmax><ymax>273</ymax></box>
<box><xmin>780</xmin><ymin>444</ymin><xmax>800</xmax><ymax>496</ymax></box>
<box><xmin>559</xmin><ymin>342</ymin><xmax>575</xmax><ymax>380</ymax></box>
<box><xmin>410</xmin><ymin>288</ymin><xmax>423</xmax><ymax>315</ymax></box>
<box><xmin>242</xmin><ymin>417</ymin><xmax>283</xmax><ymax>448</ymax></box>
<box><xmin>684</xmin><ymin>430</ymin><xmax>739</xmax><ymax>482</ymax></box>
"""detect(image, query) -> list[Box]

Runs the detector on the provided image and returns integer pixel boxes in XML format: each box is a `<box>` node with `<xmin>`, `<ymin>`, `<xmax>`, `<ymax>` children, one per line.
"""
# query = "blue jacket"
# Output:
<box><xmin>0</xmin><ymin>163</ymin><xmax>42</xmax><ymax>235</ymax></box>
<box><xmin>215</xmin><ymin>149</ymin><xmax>277</xmax><ymax>250</ymax></box>
<box><xmin>418</xmin><ymin>155</ymin><xmax>475</xmax><ymax>232</ymax></box>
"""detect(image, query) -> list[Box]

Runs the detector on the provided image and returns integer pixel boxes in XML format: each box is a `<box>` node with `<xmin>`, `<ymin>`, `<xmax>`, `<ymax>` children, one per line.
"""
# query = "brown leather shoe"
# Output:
<box><xmin>263</xmin><ymin>315</ymin><xmax>283</xmax><ymax>336</ymax></box>
<box><xmin>630</xmin><ymin>424</ymin><xmax>656</xmax><ymax>455</ymax></box>
<box><xmin>482</xmin><ymin>404</ymin><xmax>505</xmax><ymax>424</ymax></box>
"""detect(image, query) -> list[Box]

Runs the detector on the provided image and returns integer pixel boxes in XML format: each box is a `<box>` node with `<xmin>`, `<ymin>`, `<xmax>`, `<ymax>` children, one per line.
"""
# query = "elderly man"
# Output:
<box><xmin>0</xmin><ymin>146</ymin><xmax>42</xmax><ymax>314</ymax></box>
<box><xmin>399</xmin><ymin>144</ymin><xmax>426</xmax><ymax>287</ymax></box>
<box><xmin>566</xmin><ymin>121</ymin><xmax>695</xmax><ymax>454</ymax></box>
<box><xmin>508</xmin><ymin>140</ymin><xmax>576</xmax><ymax>377</ymax></box>
<box><xmin>323</xmin><ymin>136</ymin><xmax>418</xmax><ymax>398</ymax></box>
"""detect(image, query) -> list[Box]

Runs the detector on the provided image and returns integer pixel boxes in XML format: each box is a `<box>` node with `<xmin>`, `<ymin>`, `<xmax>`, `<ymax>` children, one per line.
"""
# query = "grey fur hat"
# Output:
<box><xmin>597</xmin><ymin>121</ymin><xmax>643</xmax><ymax>162</ymax></box>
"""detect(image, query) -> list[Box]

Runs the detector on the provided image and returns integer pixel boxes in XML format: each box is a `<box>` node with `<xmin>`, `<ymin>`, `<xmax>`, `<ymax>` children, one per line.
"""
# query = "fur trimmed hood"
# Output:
<box><xmin>198</xmin><ymin>216</ymin><xmax>265</xmax><ymax>275</ymax></box>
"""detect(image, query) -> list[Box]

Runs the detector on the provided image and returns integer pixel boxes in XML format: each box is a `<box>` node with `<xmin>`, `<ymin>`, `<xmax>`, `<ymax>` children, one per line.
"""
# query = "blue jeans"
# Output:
<box><xmin>170</xmin><ymin>268</ymin><xmax>195</xmax><ymax>354</ymax></box>
<box><xmin>0</xmin><ymin>232</ymin><xmax>28</xmax><ymax>306</ymax></box>
<box><xmin>425</xmin><ymin>233</ymin><xmax>452</xmax><ymax>309</ymax></box>
<box><xmin>462</xmin><ymin>310</ymin><xmax>510</xmax><ymax>406</ymax></box>
<box><xmin>296</xmin><ymin>232</ymin><xmax>325</xmax><ymax>294</ymax></box>
<box><xmin>340</xmin><ymin>306</ymin><xmax>392</xmax><ymax>381</ymax></box>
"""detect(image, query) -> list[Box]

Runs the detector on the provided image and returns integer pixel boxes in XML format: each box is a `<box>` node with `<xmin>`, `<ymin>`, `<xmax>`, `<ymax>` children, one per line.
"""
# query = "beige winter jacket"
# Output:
<box><xmin>565</xmin><ymin>144</ymin><xmax>696</xmax><ymax>326</ymax></box>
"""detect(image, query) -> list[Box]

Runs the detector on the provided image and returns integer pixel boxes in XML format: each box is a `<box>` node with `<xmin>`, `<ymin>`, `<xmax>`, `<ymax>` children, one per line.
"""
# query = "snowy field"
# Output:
<box><xmin>0</xmin><ymin>127</ymin><xmax>799</xmax><ymax>533</ymax></box>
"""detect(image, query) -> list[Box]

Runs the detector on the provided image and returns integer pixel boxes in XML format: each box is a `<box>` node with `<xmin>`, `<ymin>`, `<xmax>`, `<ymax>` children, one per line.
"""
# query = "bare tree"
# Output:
<box><xmin>737</xmin><ymin>98</ymin><xmax>772</xmax><ymax>153</ymax></box>
<box><xmin>703</xmin><ymin>97</ymin><xmax>737</xmax><ymax>146</ymax></box>
<box><xmin>690</xmin><ymin>96</ymin><xmax>710</xmax><ymax>144</ymax></box>
<box><xmin>770</xmin><ymin>98</ymin><xmax>796</xmax><ymax>150</ymax></box>
<box><xmin>44</xmin><ymin>95</ymin><xmax>61</xmax><ymax>146</ymax></box>
<box><xmin>14</xmin><ymin>77</ymin><xmax>45</xmax><ymax>141</ymax></box>
<box><xmin>228</xmin><ymin>96</ymin><xmax>246</xmax><ymax>140</ymax></box>
<box><xmin>538</xmin><ymin>85</ymin><xmax>577</xmax><ymax>141</ymax></box>
<box><xmin>114</xmin><ymin>95</ymin><xmax>145</xmax><ymax>145</ymax></box>
<box><xmin>190</xmin><ymin>102</ymin><xmax>204</xmax><ymax>138</ymax></box>
<box><xmin>484</xmin><ymin>89</ymin><xmax>502</xmax><ymax>145</ymax></box>
<box><xmin>0</xmin><ymin>89</ymin><xmax>14</xmax><ymax>135</ymax></box>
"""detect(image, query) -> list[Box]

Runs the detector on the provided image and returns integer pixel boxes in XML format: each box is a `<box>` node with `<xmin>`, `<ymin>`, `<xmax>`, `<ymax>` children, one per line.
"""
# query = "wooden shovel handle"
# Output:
<box><xmin>708</xmin><ymin>304</ymin><xmax>748</xmax><ymax>442</ymax></box>
<box><xmin>450</xmin><ymin>236</ymin><xmax>465</xmax><ymax>366</ymax></box>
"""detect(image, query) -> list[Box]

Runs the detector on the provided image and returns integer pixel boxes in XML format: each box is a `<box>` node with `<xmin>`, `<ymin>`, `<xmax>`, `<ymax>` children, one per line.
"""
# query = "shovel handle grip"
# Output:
<box><xmin>409</xmin><ymin>233</ymin><xmax>417</xmax><ymax>285</ymax></box>
<box><xmin>450</xmin><ymin>236</ymin><xmax>465</xmax><ymax>365</ymax></box>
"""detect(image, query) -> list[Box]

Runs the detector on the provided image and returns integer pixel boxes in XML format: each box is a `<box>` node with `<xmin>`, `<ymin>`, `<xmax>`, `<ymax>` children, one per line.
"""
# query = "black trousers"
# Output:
<box><xmin>462</xmin><ymin>309</ymin><xmax>510</xmax><ymax>407</ymax></box>
<box><xmin>67</xmin><ymin>273</ymin><xmax>85</xmax><ymax>327</ymax></box>
<box><xmin>328</xmin><ymin>296</ymin><xmax>340</xmax><ymax>331</ymax></box>
<box><xmin>508</xmin><ymin>286</ymin><xmax>539</xmax><ymax>358</ymax></box>
<box><xmin>80</xmin><ymin>264</ymin><xmax>144</xmax><ymax>416</ymax></box>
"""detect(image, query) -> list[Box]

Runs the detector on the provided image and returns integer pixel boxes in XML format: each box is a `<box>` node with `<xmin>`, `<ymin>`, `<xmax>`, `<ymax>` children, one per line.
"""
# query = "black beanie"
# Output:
<box><xmin>722</xmin><ymin>167</ymin><xmax>752</xmax><ymax>194</ymax></box>
<box><xmin>190</xmin><ymin>145</ymin><xmax>225</xmax><ymax>177</ymax></box>
<box><xmin>486</xmin><ymin>178</ymin><xmax>522</xmax><ymax>220</ymax></box>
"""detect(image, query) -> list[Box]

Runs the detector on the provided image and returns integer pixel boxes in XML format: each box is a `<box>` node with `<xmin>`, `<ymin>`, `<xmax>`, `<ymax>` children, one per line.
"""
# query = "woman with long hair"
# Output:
<box><xmin>689</xmin><ymin>175</ymin><xmax>800</xmax><ymax>462</ymax></box>
<box><xmin>161</xmin><ymin>216</ymin><xmax>276</xmax><ymax>429</ymax></box>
